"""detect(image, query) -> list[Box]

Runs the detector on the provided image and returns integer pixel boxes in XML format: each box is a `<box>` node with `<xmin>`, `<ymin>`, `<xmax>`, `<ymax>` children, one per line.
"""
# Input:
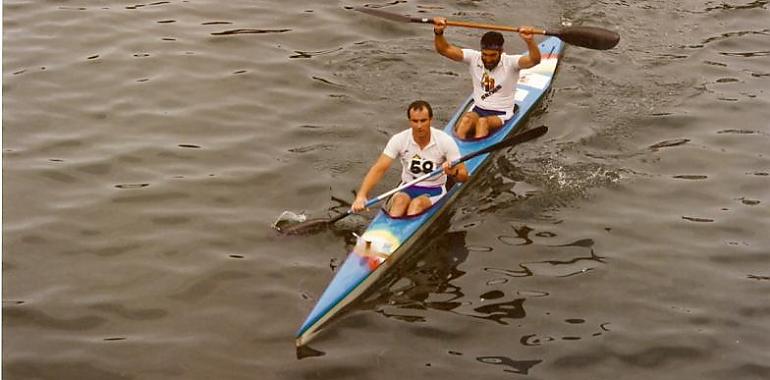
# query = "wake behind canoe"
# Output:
<box><xmin>296</xmin><ymin>37</ymin><xmax>564</xmax><ymax>347</ymax></box>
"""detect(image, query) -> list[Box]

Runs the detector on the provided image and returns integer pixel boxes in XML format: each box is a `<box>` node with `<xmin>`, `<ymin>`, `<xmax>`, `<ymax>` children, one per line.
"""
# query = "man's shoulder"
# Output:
<box><xmin>461</xmin><ymin>48</ymin><xmax>480</xmax><ymax>62</ymax></box>
<box><xmin>432</xmin><ymin>127</ymin><xmax>452</xmax><ymax>138</ymax></box>
<box><xmin>387</xmin><ymin>129</ymin><xmax>412</xmax><ymax>146</ymax></box>
<box><xmin>383</xmin><ymin>129</ymin><xmax>412</xmax><ymax>158</ymax></box>
<box><xmin>432</xmin><ymin>128</ymin><xmax>459</xmax><ymax>146</ymax></box>
<box><xmin>502</xmin><ymin>52</ymin><xmax>523</xmax><ymax>66</ymax></box>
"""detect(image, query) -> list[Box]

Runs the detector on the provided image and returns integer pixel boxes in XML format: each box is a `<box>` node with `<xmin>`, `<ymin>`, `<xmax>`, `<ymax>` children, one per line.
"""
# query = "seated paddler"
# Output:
<box><xmin>351</xmin><ymin>100</ymin><xmax>469</xmax><ymax>217</ymax></box>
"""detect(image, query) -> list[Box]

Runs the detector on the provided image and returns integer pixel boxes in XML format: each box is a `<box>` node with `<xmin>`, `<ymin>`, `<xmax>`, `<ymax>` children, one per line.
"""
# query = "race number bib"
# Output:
<box><xmin>409</xmin><ymin>156</ymin><xmax>435</xmax><ymax>175</ymax></box>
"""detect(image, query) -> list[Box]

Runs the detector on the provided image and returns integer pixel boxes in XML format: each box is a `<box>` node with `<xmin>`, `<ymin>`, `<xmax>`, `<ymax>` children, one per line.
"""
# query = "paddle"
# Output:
<box><xmin>356</xmin><ymin>7</ymin><xmax>620</xmax><ymax>50</ymax></box>
<box><xmin>277</xmin><ymin>126</ymin><xmax>548</xmax><ymax>235</ymax></box>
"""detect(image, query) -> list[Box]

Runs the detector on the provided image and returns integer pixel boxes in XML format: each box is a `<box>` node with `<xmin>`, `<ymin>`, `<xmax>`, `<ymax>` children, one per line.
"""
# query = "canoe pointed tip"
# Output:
<box><xmin>295</xmin><ymin>331</ymin><xmax>313</xmax><ymax>348</ymax></box>
<box><xmin>296</xmin><ymin>341</ymin><xmax>327</xmax><ymax>359</ymax></box>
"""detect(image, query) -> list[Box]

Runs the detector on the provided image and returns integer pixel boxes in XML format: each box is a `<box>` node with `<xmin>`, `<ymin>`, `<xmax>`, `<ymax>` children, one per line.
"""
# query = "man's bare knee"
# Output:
<box><xmin>456</xmin><ymin>113</ymin><xmax>479</xmax><ymax>139</ymax></box>
<box><xmin>406</xmin><ymin>196</ymin><xmax>432</xmax><ymax>216</ymax></box>
<box><xmin>475</xmin><ymin>118</ymin><xmax>489</xmax><ymax>138</ymax></box>
<box><xmin>389</xmin><ymin>192</ymin><xmax>411</xmax><ymax>217</ymax></box>
<box><xmin>475</xmin><ymin>116</ymin><xmax>503</xmax><ymax>138</ymax></box>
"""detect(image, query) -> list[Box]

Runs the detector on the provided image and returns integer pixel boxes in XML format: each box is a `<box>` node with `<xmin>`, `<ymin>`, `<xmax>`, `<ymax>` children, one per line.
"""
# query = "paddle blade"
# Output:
<box><xmin>275</xmin><ymin>208</ymin><xmax>355</xmax><ymax>235</ymax></box>
<box><xmin>354</xmin><ymin>7</ymin><xmax>429</xmax><ymax>24</ymax></box>
<box><xmin>276</xmin><ymin>217</ymin><xmax>333</xmax><ymax>235</ymax></box>
<box><xmin>550</xmin><ymin>26</ymin><xmax>620</xmax><ymax>50</ymax></box>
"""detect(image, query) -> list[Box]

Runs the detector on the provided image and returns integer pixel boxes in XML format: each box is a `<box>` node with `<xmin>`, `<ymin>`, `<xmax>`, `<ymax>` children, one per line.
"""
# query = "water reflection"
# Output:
<box><xmin>210</xmin><ymin>28</ymin><xmax>291</xmax><ymax>36</ymax></box>
<box><xmin>354</xmin><ymin>227</ymin><xmax>608</xmax><ymax>321</ymax></box>
<box><xmin>470</xmin><ymin>299</ymin><xmax>526</xmax><ymax>325</ymax></box>
<box><xmin>299</xmin><ymin>215</ymin><xmax>608</xmax><ymax>359</ymax></box>
<box><xmin>363</xmin><ymin>229</ymin><xmax>469</xmax><ymax>321</ymax></box>
<box><xmin>498</xmin><ymin>224</ymin><xmax>534</xmax><ymax>245</ymax></box>
<box><xmin>289</xmin><ymin>47</ymin><xmax>344</xmax><ymax>59</ymax></box>
<box><xmin>476</xmin><ymin>356</ymin><xmax>542</xmax><ymax>375</ymax></box>
<box><xmin>296</xmin><ymin>344</ymin><xmax>325</xmax><ymax>360</ymax></box>
<box><xmin>519</xmin><ymin>240</ymin><xmax>606</xmax><ymax>278</ymax></box>
<box><xmin>649</xmin><ymin>138</ymin><xmax>690</xmax><ymax>151</ymax></box>
<box><xmin>704</xmin><ymin>0</ymin><xmax>769</xmax><ymax>11</ymax></box>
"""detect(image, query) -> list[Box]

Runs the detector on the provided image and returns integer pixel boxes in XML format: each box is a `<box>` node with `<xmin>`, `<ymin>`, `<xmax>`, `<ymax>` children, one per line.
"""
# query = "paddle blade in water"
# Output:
<box><xmin>276</xmin><ymin>217</ymin><xmax>334</xmax><ymax>235</ymax></box>
<box><xmin>550</xmin><ymin>26</ymin><xmax>620</xmax><ymax>50</ymax></box>
<box><xmin>273</xmin><ymin>210</ymin><xmax>332</xmax><ymax>235</ymax></box>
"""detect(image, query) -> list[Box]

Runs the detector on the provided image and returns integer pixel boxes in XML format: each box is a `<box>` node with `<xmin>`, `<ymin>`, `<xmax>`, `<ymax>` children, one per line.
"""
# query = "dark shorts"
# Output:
<box><xmin>384</xmin><ymin>184</ymin><xmax>448</xmax><ymax>216</ymax></box>
<box><xmin>401</xmin><ymin>185</ymin><xmax>445</xmax><ymax>200</ymax></box>
<box><xmin>386</xmin><ymin>185</ymin><xmax>447</xmax><ymax>210</ymax></box>
<box><xmin>471</xmin><ymin>106</ymin><xmax>507</xmax><ymax>118</ymax></box>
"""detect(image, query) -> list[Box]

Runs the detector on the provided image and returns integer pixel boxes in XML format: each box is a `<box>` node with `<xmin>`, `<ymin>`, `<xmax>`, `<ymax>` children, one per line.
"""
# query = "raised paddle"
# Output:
<box><xmin>355</xmin><ymin>7</ymin><xmax>620</xmax><ymax>50</ymax></box>
<box><xmin>276</xmin><ymin>126</ymin><xmax>549</xmax><ymax>235</ymax></box>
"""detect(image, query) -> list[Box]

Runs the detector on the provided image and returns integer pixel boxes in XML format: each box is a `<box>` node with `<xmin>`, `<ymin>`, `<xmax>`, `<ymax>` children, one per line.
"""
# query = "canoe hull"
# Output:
<box><xmin>296</xmin><ymin>37</ymin><xmax>565</xmax><ymax>346</ymax></box>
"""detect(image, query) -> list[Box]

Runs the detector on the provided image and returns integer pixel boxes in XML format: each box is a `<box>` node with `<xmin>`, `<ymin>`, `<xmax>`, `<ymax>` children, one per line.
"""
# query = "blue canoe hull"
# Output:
<box><xmin>297</xmin><ymin>37</ymin><xmax>565</xmax><ymax>346</ymax></box>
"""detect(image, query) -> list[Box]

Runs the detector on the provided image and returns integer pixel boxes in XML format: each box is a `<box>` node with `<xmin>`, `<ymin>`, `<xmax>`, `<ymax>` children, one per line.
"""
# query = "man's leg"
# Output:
<box><xmin>388</xmin><ymin>192</ymin><xmax>411</xmax><ymax>217</ymax></box>
<box><xmin>406</xmin><ymin>195</ymin><xmax>432</xmax><ymax>216</ymax></box>
<box><xmin>456</xmin><ymin>112</ymin><xmax>480</xmax><ymax>139</ymax></box>
<box><xmin>474</xmin><ymin>115</ymin><xmax>504</xmax><ymax>139</ymax></box>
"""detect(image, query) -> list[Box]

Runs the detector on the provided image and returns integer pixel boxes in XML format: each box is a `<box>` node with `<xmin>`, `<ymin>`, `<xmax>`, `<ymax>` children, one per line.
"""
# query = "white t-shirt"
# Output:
<box><xmin>383</xmin><ymin>127</ymin><xmax>462</xmax><ymax>187</ymax></box>
<box><xmin>462</xmin><ymin>49</ymin><xmax>522</xmax><ymax>112</ymax></box>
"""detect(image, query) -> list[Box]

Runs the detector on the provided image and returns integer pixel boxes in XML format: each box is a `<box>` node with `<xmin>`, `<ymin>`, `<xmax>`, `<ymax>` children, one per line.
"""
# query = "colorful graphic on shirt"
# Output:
<box><xmin>482</xmin><ymin>72</ymin><xmax>495</xmax><ymax>92</ymax></box>
<box><xmin>481</xmin><ymin>71</ymin><xmax>503</xmax><ymax>100</ymax></box>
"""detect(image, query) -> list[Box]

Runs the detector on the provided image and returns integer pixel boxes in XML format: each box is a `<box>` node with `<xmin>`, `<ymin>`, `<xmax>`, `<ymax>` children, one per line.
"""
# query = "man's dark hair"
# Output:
<box><xmin>481</xmin><ymin>31</ymin><xmax>504</xmax><ymax>50</ymax></box>
<box><xmin>407</xmin><ymin>100</ymin><xmax>433</xmax><ymax>119</ymax></box>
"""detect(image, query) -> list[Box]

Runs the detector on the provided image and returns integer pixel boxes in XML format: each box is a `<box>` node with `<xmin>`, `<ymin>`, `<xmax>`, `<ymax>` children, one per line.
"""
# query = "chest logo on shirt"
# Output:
<box><xmin>482</xmin><ymin>72</ymin><xmax>496</xmax><ymax>92</ymax></box>
<box><xmin>409</xmin><ymin>154</ymin><xmax>435</xmax><ymax>176</ymax></box>
<box><xmin>481</xmin><ymin>72</ymin><xmax>503</xmax><ymax>100</ymax></box>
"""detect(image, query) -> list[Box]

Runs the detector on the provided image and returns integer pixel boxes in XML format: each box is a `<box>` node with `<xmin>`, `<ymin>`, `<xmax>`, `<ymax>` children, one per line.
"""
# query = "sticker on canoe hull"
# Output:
<box><xmin>355</xmin><ymin>229</ymin><xmax>401</xmax><ymax>270</ymax></box>
<box><xmin>518</xmin><ymin>73</ymin><xmax>550</xmax><ymax>90</ymax></box>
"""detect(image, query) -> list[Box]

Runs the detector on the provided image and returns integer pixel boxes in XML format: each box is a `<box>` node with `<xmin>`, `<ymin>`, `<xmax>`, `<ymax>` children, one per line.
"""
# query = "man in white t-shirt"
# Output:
<box><xmin>351</xmin><ymin>100</ymin><xmax>469</xmax><ymax>217</ymax></box>
<box><xmin>433</xmin><ymin>17</ymin><xmax>541</xmax><ymax>139</ymax></box>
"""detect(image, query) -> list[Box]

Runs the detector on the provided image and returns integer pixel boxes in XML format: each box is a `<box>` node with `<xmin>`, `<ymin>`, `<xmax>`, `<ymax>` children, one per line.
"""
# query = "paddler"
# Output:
<box><xmin>351</xmin><ymin>100</ymin><xmax>469</xmax><ymax>217</ymax></box>
<box><xmin>433</xmin><ymin>17</ymin><xmax>541</xmax><ymax>139</ymax></box>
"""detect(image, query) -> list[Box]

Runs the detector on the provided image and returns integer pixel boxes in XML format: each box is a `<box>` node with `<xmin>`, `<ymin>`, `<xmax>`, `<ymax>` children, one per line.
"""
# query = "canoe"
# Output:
<box><xmin>296</xmin><ymin>37</ymin><xmax>565</xmax><ymax>346</ymax></box>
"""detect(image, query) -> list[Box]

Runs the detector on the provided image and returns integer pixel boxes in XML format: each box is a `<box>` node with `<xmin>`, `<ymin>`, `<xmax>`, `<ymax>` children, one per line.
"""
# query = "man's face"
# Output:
<box><xmin>408</xmin><ymin>107</ymin><xmax>432</xmax><ymax>139</ymax></box>
<box><xmin>481</xmin><ymin>48</ymin><xmax>502</xmax><ymax>70</ymax></box>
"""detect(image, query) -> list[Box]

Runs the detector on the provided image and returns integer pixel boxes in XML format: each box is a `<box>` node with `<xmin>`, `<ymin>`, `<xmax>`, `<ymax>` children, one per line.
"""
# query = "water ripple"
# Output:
<box><xmin>4</xmin><ymin>0</ymin><xmax>770</xmax><ymax>377</ymax></box>
<box><xmin>211</xmin><ymin>28</ymin><xmax>291</xmax><ymax>36</ymax></box>
<box><xmin>476</xmin><ymin>356</ymin><xmax>542</xmax><ymax>375</ymax></box>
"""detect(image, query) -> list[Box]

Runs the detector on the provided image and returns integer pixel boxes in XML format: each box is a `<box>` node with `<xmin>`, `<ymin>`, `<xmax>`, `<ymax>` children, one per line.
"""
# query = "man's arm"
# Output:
<box><xmin>433</xmin><ymin>17</ymin><xmax>464</xmax><ymax>62</ymax></box>
<box><xmin>441</xmin><ymin>135</ymin><xmax>469</xmax><ymax>182</ymax></box>
<box><xmin>517</xmin><ymin>26</ymin><xmax>541</xmax><ymax>69</ymax></box>
<box><xmin>351</xmin><ymin>154</ymin><xmax>393</xmax><ymax>212</ymax></box>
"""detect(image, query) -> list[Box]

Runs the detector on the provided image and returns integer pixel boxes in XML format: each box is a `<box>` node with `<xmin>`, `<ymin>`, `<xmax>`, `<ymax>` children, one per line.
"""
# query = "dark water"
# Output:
<box><xmin>3</xmin><ymin>0</ymin><xmax>769</xmax><ymax>379</ymax></box>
